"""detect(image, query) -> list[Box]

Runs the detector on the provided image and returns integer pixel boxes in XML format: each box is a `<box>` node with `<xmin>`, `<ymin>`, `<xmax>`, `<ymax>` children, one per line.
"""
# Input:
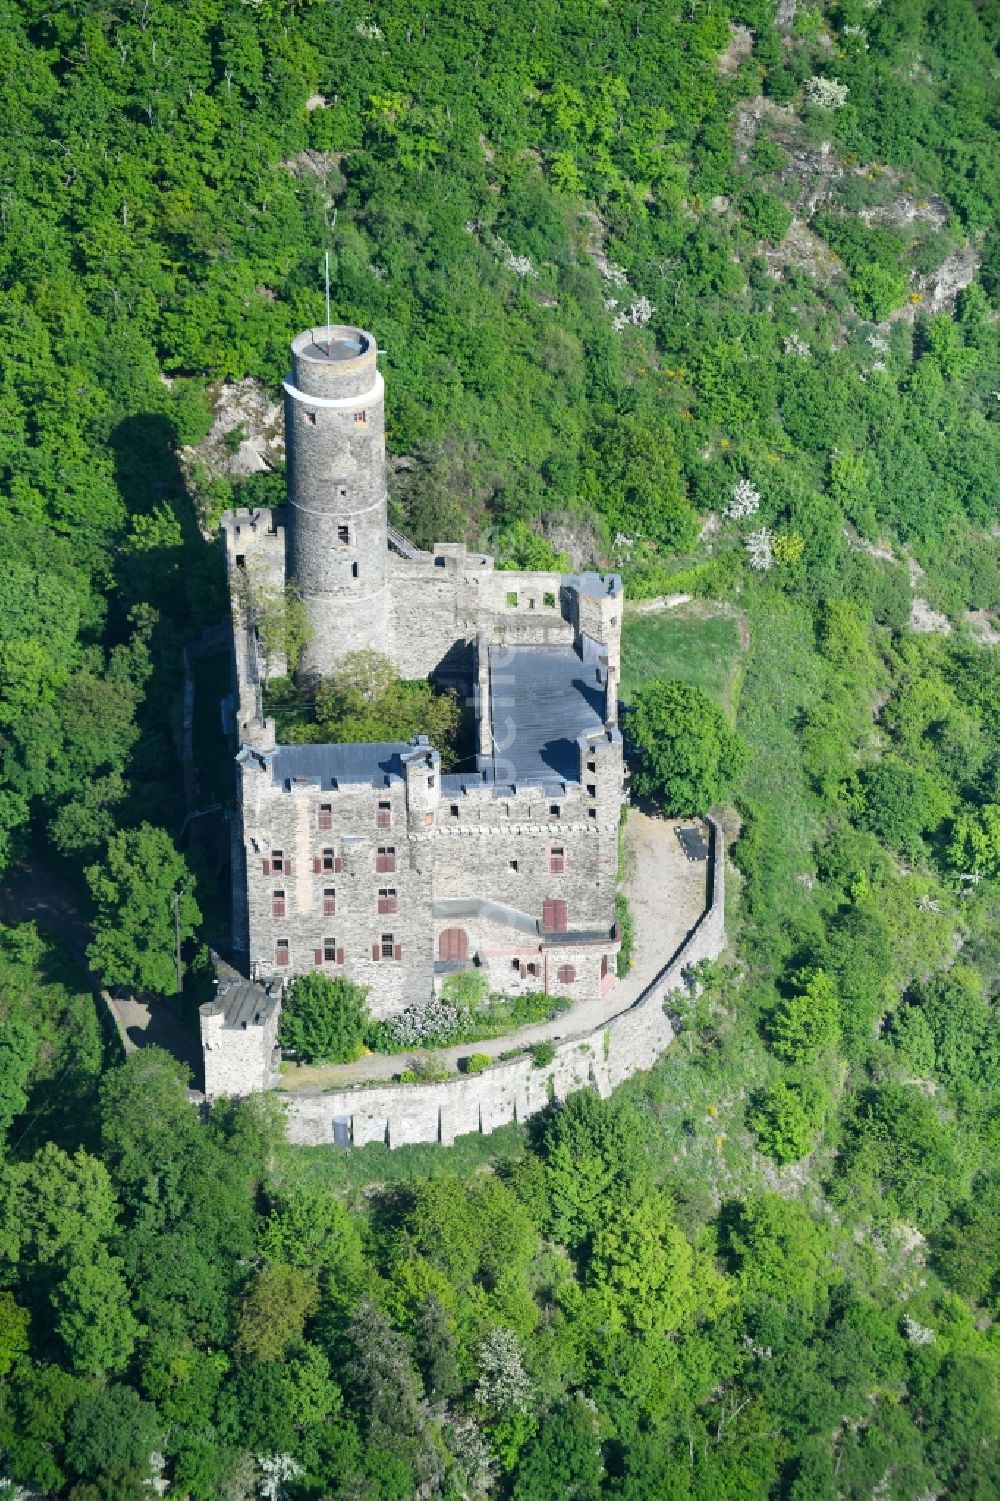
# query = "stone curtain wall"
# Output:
<box><xmin>283</xmin><ymin>817</ymin><xmax>726</xmax><ymax>1147</ymax></box>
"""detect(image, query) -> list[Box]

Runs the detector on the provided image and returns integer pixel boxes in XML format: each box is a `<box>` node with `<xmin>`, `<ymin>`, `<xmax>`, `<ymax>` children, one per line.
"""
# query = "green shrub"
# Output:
<box><xmin>748</xmin><ymin>1077</ymin><xmax>823</xmax><ymax>1163</ymax></box>
<box><xmin>628</xmin><ymin>680</ymin><xmax>749</xmax><ymax>815</ymax></box>
<box><xmin>463</xmin><ymin>1052</ymin><xmax>492</xmax><ymax>1075</ymax></box>
<box><xmin>740</xmin><ymin>187</ymin><xmax>792</xmax><ymax>244</ymax></box>
<box><xmin>530</xmin><ymin>1042</ymin><xmax>556</xmax><ymax>1068</ymax></box>
<box><xmin>442</xmin><ymin>970</ymin><xmax>489</xmax><ymax>1010</ymax></box>
<box><xmin>279</xmin><ymin>974</ymin><xmax>371</xmax><ymax>1064</ymax></box>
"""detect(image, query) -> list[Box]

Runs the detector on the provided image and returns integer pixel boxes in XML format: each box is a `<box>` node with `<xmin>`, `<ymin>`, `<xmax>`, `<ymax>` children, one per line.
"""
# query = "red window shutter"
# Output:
<box><xmin>313</xmin><ymin>858</ymin><xmax>321</xmax><ymax>874</ymax></box>
<box><xmin>314</xmin><ymin>948</ymin><xmax>322</xmax><ymax>966</ymax></box>
<box><xmin>284</xmin><ymin>860</ymin><xmax>292</xmax><ymax>876</ymax></box>
<box><xmin>263</xmin><ymin>859</ymin><xmax>271</xmax><ymax>875</ymax></box>
<box><xmin>542</xmin><ymin>899</ymin><xmax>568</xmax><ymax>932</ymax></box>
<box><xmin>372</xmin><ymin>944</ymin><xmax>380</xmax><ymax>961</ymax></box>
<box><xmin>334</xmin><ymin>857</ymin><xmax>343</xmax><ymax>874</ymax></box>
<box><xmin>393</xmin><ymin>943</ymin><xmax>402</xmax><ymax>961</ymax></box>
<box><xmin>336</xmin><ymin>947</ymin><xmax>345</xmax><ymax>965</ymax></box>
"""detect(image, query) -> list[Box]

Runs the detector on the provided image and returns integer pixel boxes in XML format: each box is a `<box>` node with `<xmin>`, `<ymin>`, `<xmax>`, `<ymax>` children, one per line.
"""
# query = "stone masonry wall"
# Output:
<box><xmin>241</xmin><ymin>728</ymin><xmax>622</xmax><ymax>1011</ymax></box>
<box><xmin>285</xmin><ymin>327</ymin><xmax>390</xmax><ymax>675</ymax></box>
<box><xmin>283</xmin><ymin>818</ymin><xmax>725</xmax><ymax>1147</ymax></box>
<box><xmin>202</xmin><ymin>998</ymin><xmax>280</xmax><ymax>1100</ymax></box>
<box><xmin>241</xmin><ymin>751</ymin><xmax>435</xmax><ymax>1016</ymax></box>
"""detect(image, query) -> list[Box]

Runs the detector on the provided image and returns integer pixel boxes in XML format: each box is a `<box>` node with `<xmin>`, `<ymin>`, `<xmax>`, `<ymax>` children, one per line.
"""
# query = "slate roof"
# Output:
<box><xmin>487</xmin><ymin>644</ymin><xmax>606</xmax><ymax>783</ymax></box>
<box><xmin>269</xmin><ymin>741</ymin><xmax>411</xmax><ymax>790</ymax></box>
<box><xmin>203</xmin><ymin>954</ymin><xmax>278</xmax><ymax>1030</ymax></box>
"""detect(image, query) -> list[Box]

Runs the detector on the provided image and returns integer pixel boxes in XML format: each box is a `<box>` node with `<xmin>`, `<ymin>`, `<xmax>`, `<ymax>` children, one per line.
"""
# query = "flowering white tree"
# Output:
<box><xmin>497</xmin><ymin>238</ymin><xmax>537</xmax><ymax>278</ymax></box>
<box><xmin>902</xmin><ymin>1315</ymin><xmax>935</xmax><ymax>1347</ymax></box>
<box><xmin>612</xmin><ymin>297</ymin><xmax>655</xmax><ymax>332</ymax></box>
<box><xmin>806</xmin><ymin>76</ymin><xmax>849</xmax><ymax>109</ymax></box>
<box><xmin>745</xmin><ymin>528</ymin><xmax>775</xmax><ymax>570</ymax></box>
<box><xmin>475</xmin><ymin>1327</ymin><xmax>532</xmax><ymax>1415</ymax></box>
<box><xmin>783</xmin><ymin>333</ymin><xmax>811</xmax><ymax>359</ymax></box>
<box><xmin>726</xmin><ymin>477</ymin><xmax>762</xmax><ymax>520</ymax></box>
<box><xmin>258</xmin><ymin>1454</ymin><xmax>304</xmax><ymax>1501</ymax></box>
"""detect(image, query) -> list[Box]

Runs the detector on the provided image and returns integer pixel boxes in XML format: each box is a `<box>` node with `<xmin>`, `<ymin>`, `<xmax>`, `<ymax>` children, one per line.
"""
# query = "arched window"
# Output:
<box><xmin>438</xmin><ymin>928</ymin><xmax>469</xmax><ymax>962</ymax></box>
<box><xmin>557</xmin><ymin>964</ymin><xmax>576</xmax><ymax>984</ymax></box>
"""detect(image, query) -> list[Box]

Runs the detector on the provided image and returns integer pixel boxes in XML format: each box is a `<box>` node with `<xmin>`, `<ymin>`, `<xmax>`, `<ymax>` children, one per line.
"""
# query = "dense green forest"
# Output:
<box><xmin>2</xmin><ymin>0</ymin><xmax>1000</xmax><ymax>1495</ymax></box>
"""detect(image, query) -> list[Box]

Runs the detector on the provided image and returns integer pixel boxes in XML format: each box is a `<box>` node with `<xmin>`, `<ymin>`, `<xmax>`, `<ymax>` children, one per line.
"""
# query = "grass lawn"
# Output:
<box><xmin>621</xmin><ymin>605</ymin><xmax>744</xmax><ymax>716</ymax></box>
<box><xmin>271</xmin><ymin>1120</ymin><xmax>526</xmax><ymax>1198</ymax></box>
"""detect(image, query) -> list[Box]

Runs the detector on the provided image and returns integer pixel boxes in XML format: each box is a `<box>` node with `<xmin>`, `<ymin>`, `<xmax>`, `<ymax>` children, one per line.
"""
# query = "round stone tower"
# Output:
<box><xmin>283</xmin><ymin>325</ymin><xmax>388</xmax><ymax>678</ymax></box>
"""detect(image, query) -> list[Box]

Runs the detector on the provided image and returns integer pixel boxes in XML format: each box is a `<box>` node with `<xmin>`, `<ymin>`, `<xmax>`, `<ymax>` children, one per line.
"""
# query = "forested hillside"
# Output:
<box><xmin>2</xmin><ymin>0</ymin><xmax>1000</xmax><ymax>1496</ymax></box>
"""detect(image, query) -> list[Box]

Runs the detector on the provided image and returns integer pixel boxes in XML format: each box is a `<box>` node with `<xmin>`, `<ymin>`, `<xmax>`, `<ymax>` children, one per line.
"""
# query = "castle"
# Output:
<box><xmin>211</xmin><ymin>324</ymin><xmax>625</xmax><ymax>1077</ymax></box>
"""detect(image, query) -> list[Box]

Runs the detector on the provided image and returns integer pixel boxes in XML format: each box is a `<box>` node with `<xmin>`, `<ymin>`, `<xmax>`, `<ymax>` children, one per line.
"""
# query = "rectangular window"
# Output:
<box><xmin>427</xmin><ymin>774</ymin><xmax>435</xmax><ymax>789</ymax></box>
<box><xmin>505</xmin><ymin>590</ymin><xmax>518</xmax><ymax>608</ymax></box>
<box><xmin>509</xmin><ymin>859</ymin><xmax>519</xmax><ymax>872</ymax></box>
<box><xmin>548</xmin><ymin>804</ymin><xmax>560</xmax><ymax>819</ymax></box>
<box><xmin>337</xmin><ymin>525</ymin><xmax>349</xmax><ymax>544</ymax></box>
<box><xmin>321</xmin><ymin>847</ymin><xmax>336</xmax><ymax>872</ymax></box>
<box><xmin>271</xmin><ymin>848</ymin><xmax>285</xmax><ymax>874</ymax></box>
<box><xmin>378</xmin><ymin>888</ymin><xmax>397</xmax><ymax>915</ymax></box>
<box><xmin>587</xmin><ymin>759</ymin><xmax>597</xmax><ymax>774</ymax></box>
<box><xmin>323</xmin><ymin>887</ymin><xmax>336</xmax><ymax>916</ymax></box>
<box><xmin>272</xmin><ymin>890</ymin><xmax>286</xmax><ymax>919</ymax></box>
<box><xmin>381</xmin><ymin>932</ymin><xmax>395</xmax><ymax>960</ymax></box>
<box><xmin>376</xmin><ymin>846</ymin><xmax>396</xmax><ymax>874</ymax></box>
<box><xmin>588</xmin><ymin>808</ymin><xmax>597</xmax><ymax>820</ymax></box>
<box><xmin>587</xmin><ymin>783</ymin><xmax>597</xmax><ymax>798</ymax></box>
<box><xmin>323</xmin><ymin>938</ymin><xmax>339</xmax><ymax>963</ymax></box>
<box><xmin>275</xmin><ymin>939</ymin><xmax>290</xmax><ymax>966</ymax></box>
<box><xmin>305</xmin><ymin>411</ymin><xmax>316</xmax><ymax>425</ymax></box>
<box><xmin>377</xmin><ymin>801</ymin><xmax>391</xmax><ymax>829</ymax></box>
<box><xmin>543</xmin><ymin>591</ymin><xmax>556</xmax><ymax>608</ymax></box>
<box><xmin>354</xmin><ymin>410</ymin><xmax>366</xmax><ymax>423</ymax></box>
<box><xmin>526</xmin><ymin>961</ymin><xmax>538</xmax><ymax>978</ymax></box>
<box><xmin>351</xmin><ymin>561</ymin><xmax>359</xmax><ymax>579</ymax></box>
<box><xmin>549</xmin><ymin>845</ymin><xmax>565</xmax><ymax>875</ymax></box>
<box><xmin>450</xmin><ymin>804</ymin><xmax>460</xmax><ymax>818</ymax></box>
<box><xmin>318</xmin><ymin>803</ymin><xmax>333</xmax><ymax>830</ymax></box>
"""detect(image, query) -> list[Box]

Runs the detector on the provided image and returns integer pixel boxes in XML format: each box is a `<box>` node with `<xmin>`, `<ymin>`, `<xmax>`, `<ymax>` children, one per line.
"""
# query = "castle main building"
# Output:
<box><xmin>224</xmin><ymin>326</ymin><xmax>625</xmax><ymax>1016</ymax></box>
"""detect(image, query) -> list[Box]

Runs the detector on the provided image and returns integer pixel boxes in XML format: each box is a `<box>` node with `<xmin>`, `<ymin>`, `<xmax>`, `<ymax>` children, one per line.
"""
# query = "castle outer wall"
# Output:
<box><xmin>282</xmin><ymin>818</ymin><xmax>725</xmax><ymax>1146</ymax></box>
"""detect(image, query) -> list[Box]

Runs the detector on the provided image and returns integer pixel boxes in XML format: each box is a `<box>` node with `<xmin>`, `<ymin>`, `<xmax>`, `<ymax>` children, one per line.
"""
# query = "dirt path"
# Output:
<box><xmin>280</xmin><ymin>811</ymin><xmax>709</xmax><ymax>1093</ymax></box>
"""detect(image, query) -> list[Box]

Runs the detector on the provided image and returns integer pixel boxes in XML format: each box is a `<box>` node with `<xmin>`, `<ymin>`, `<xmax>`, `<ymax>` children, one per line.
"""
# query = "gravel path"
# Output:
<box><xmin>280</xmin><ymin>811</ymin><xmax>709</xmax><ymax>1092</ymax></box>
